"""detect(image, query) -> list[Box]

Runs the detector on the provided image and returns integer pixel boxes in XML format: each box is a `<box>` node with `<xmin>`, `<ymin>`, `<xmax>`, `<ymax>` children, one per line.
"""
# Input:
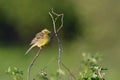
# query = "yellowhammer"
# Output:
<box><xmin>25</xmin><ymin>29</ymin><xmax>51</xmax><ymax>55</ymax></box>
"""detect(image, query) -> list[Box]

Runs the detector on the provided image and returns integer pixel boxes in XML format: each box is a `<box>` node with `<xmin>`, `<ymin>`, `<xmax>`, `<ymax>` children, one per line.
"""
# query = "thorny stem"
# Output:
<box><xmin>27</xmin><ymin>48</ymin><xmax>42</xmax><ymax>80</ymax></box>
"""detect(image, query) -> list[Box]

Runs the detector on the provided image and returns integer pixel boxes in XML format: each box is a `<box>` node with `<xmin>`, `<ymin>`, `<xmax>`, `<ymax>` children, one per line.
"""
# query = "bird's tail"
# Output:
<box><xmin>25</xmin><ymin>45</ymin><xmax>35</xmax><ymax>55</ymax></box>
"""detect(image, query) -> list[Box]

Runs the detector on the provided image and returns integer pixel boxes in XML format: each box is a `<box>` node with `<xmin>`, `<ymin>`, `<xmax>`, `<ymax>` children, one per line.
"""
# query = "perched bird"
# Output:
<box><xmin>25</xmin><ymin>29</ymin><xmax>51</xmax><ymax>55</ymax></box>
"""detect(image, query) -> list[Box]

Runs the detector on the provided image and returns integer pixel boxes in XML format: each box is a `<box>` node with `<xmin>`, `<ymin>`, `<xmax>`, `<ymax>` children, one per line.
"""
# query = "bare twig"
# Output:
<box><xmin>56</xmin><ymin>14</ymin><xmax>64</xmax><ymax>33</ymax></box>
<box><xmin>49</xmin><ymin>12</ymin><xmax>61</xmax><ymax>69</ymax></box>
<box><xmin>51</xmin><ymin>8</ymin><xmax>64</xmax><ymax>33</ymax></box>
<box><xmin>61</xmin><ymin>62</ymin><xmax>76</xmax><ymax>80</ymax></box>
<box><xmin>49</xmin><ymin>9</ymin><xmax>64</xmax><ymax>80</ymax></box>
<box><xmin>27</xmin><ymin>48</ymin><xmax>42</xmax><ymax>80</ymax></box>
<box><xmin>49</xmin><ymin>9</ymin><xmax>64</xmax><ymax>70</ymax></box>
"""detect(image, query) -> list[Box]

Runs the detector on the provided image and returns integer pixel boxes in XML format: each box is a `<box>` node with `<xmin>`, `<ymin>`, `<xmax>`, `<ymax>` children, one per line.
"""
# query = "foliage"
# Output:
<box><xmin>6</xmin><ymin>67</ymin><xmax>23</xmax><ymax>80</ymax></box>
<box><xmin>79</xmin><ymin>53</ymin><xmax>107</xmax><ymax>80</ymax></box>
<box><xmin>6</xmin><ymin>53</ymin><xmax>107</xmax><ymax>80</ymax></box>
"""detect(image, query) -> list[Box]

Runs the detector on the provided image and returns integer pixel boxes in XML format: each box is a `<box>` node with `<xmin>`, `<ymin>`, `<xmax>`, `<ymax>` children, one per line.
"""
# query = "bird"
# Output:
<box><xmin>25</xmin><ymin>28</ymin><xmax>51</xmax><ymax>55</ymax></box>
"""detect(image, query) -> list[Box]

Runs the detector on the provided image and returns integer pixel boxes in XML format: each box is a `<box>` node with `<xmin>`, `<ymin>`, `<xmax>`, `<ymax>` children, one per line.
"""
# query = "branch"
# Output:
<box><xmin>49</xmin><ymin>10</ymin><xmax>64</xmax><ymax>40</ymax></box>
<box><xmin>27</xmin><ymin>48</ymin><xmax>42</xmax><ymax>80</ymax></box>
<box><xmin>49</xmin><ymin>9</ymin><xmax>64</xmax><ymax>70</ymax></box>
<box><xmin>49</xmin><ymin>9</ymin><xmax>64</xmax><ymax>80</ymax></box>
<box><xmin>61</xmin><ymin>62</ymin><xmax>76</xmax><ymax>80</ymax></box>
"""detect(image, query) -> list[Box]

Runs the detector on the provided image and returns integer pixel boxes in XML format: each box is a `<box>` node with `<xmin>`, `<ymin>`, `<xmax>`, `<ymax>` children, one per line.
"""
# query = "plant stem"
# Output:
<box><xmin>27</xmin><ymin>48</ymin><xmax>42</xmax><ymax>80</ymax></box>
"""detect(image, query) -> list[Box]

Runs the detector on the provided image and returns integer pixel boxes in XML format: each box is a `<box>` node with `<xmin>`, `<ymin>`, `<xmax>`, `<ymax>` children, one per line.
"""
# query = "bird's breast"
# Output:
<box><xmin>37</xmin><ymin>36</ymin><xmax>49</xmax><ymax>47</ymax></box>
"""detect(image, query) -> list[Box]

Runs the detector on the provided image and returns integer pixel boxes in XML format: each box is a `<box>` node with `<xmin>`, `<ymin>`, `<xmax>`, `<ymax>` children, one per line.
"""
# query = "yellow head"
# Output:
<box><xmin>42</xmin><ymin>29</ymin><xmax>51</xmax><ymax>34</ymax></box>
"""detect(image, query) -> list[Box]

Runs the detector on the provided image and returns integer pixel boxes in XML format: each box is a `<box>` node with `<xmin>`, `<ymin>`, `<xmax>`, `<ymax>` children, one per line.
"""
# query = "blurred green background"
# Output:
<box><xmin>0</xmin><ymin>0</ymin><xmax>120</xmax><ymax>80</ymax></box>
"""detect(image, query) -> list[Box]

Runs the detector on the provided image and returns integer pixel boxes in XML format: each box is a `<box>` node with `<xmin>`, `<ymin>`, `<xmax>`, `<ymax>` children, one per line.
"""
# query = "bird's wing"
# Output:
<box><xmin>30</xmin><ymin>32</ymin><xmax>44</xmax><ymax>45</ymax></box>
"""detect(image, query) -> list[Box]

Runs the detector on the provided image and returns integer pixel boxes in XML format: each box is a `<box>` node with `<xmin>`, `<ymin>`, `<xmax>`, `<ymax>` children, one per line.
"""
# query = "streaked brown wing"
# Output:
<box><xmin>30</xmin><ymin>32</ymin><xmax>44</xmax><ymax>45</ymax></box>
